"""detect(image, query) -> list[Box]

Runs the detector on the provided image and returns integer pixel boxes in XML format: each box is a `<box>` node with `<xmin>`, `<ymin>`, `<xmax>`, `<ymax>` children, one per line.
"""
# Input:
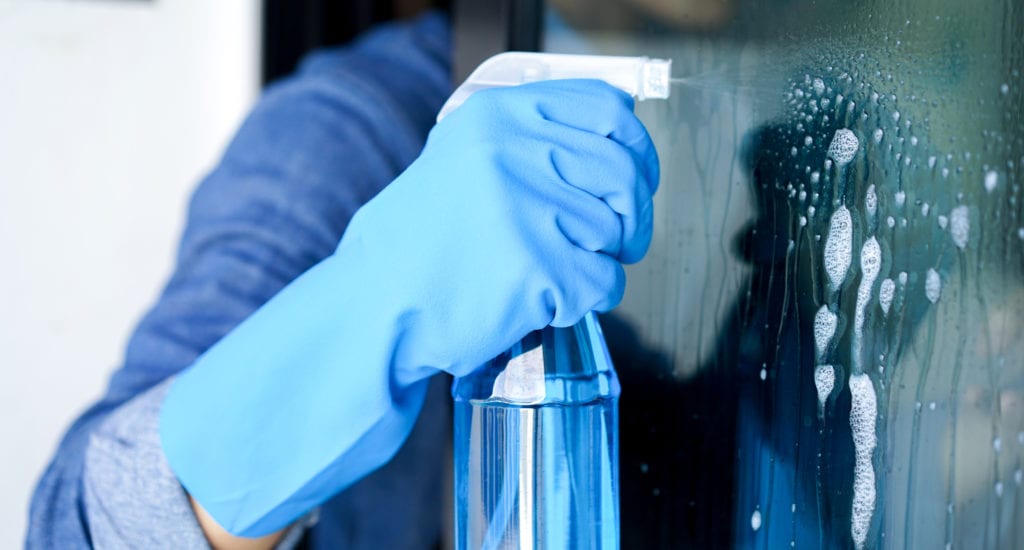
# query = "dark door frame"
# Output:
<box><xmin>261</xmin><ymin>0</ymin><xmax>542</xmax><ymax>85</ymax></box>
<box><xmin>451</xmin><ymin>0</ymin><xmax>543</xmax><ymax>82</ymax></box>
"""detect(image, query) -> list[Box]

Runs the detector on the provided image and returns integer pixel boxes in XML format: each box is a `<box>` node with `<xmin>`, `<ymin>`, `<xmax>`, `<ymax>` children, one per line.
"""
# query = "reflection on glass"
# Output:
<box><xmin>545</xmin><ymin>0</ymin><xmax>1024</xmax><ymax>547</ymax></box>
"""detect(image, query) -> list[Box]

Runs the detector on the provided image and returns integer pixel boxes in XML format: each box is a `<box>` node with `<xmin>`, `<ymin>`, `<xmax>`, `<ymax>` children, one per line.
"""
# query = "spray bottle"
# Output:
<box><xmin>439</xmin><ymin>52</ymin><xmax>672</xmax><ymax>550</ymax></box>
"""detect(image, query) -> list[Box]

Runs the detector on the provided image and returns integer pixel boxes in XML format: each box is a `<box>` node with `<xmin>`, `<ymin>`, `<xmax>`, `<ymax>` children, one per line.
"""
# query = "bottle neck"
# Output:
<box><xmin>452</xmin><ymin>312</ymin><xmax>620</xmax><ymax>406</ymax></box>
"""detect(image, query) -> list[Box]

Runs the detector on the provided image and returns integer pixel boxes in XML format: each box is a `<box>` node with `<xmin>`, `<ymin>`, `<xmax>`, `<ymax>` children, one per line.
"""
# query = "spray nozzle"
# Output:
<box><xmin>438</xmin><ymin>51</ymin><xmax>673</xmax><ymax>121</ymax></box>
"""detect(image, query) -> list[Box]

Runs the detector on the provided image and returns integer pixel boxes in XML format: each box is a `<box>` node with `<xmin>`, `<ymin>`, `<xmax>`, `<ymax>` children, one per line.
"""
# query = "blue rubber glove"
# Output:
<box><xmin>159</xmin><ymin>79</ymin><xmax>659</xmax><ymax>537</ymax></box>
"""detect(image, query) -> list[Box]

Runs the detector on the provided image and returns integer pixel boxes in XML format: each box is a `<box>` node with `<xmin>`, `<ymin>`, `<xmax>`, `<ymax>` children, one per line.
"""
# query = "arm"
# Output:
<box><xmin>26</xmin><ymin>12</ymin><xmax>451</xmax><ymax>548</ymax></box>
<box><xmin>192</xmin><ymin>498</ymin><xmax>284</xmax><ymax>550</ymax></box>
<box><xmin>158</xmin><ymin>75</ymin><xmax>659</xmax><ymax>537</ymax></box>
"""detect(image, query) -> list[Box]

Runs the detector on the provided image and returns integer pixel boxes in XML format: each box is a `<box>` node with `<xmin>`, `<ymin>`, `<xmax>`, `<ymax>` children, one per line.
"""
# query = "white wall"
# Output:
<box><xmin>0</xmin><ymin>1</ymin><xmax>259</xmax><ymax>545</ymax></box>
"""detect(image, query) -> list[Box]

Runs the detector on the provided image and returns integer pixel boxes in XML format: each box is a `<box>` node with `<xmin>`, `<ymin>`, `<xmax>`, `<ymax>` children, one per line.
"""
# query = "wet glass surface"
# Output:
<box><xmin>544</xmin><ymin>0</ymin><xmax>1024</xmax><ymax>547</ymax></box>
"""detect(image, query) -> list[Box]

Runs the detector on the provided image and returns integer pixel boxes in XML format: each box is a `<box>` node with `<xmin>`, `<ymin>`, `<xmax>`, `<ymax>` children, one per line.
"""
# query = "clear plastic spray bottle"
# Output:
<box><xmin>439</xmin><ymin>52</ymin><xmax>672</xmax><ymax>550</ymax></box>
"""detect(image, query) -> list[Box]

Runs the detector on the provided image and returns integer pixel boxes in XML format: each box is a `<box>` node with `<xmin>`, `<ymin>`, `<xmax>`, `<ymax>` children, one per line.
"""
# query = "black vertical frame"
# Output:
<box><xmin>451</xmin><ymin>0</ymin><xmax>543</xmax><ymax>82</ymax></box>
<box><xmin>261</xmin><ymin>0</ymin><xmax>538</xmax><ymax>85</ymax></box>
<box><xmin>261</xmin><ymin>0</ymin><xmax>394</xmax><ymax>85</ymax></box>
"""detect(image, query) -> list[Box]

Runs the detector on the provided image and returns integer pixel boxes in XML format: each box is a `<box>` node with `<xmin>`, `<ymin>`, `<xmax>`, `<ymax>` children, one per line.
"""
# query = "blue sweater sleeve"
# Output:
<box><xmin>26</xmin><ymin>13</ymin><xmax>451</xmax><ymax>548</ymax></box>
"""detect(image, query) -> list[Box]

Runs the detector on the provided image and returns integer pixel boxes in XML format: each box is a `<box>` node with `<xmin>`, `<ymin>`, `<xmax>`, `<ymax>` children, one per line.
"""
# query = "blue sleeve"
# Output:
<box><xmin>26</xmin><ymin>12</ymin><xmax>451</xmax><ymax>548</ymax></box>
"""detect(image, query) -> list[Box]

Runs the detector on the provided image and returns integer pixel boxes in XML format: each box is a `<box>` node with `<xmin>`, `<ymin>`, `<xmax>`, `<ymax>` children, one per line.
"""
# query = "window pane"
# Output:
<box><xmin>544</xmin><ymin>1</ymin><xmax>1024</xmax><ymax>547</ymax></box>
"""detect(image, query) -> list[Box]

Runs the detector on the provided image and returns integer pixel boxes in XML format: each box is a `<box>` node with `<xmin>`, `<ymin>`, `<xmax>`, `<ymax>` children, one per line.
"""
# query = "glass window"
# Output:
<box><xmin>543</xmin><ymin>1</ymin><xmax>1024</xmax><ymax>547</ymax></box>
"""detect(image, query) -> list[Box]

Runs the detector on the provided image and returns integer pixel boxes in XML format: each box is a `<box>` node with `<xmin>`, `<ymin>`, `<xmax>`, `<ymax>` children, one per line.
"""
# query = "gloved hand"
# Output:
<box><xmin>159</xmin><ymin>79</ymin><xmax>659</xmax><ymax>537</ymax></box>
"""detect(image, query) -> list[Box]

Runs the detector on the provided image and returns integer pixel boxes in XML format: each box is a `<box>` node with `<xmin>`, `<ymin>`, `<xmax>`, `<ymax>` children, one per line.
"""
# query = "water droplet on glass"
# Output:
<box><xmin>852</xmin><ymin>238</ymin><xmax>881</xmax><ymax>374</ymax></box>
<box><xmin>824</xmin><ymin>206</ymin><xmax>853</xmax><ymax>290</ymax></box>
<box><xmin>879</xmin><ymin>279</ymin><xmax>895</xmax><ymax>315</ymax></box>
<box><xmin>815</xmin><ymin>365</ymin><xmax>836</xmax><ymax>407</ymax></box>
<box><xmin>925</xmin><ymin>268</ymin><xmax>942</xmax><ymax>303</ymax></box>
<box><xmin>984</xmin><ymin>170</ymin><xmax>998</xmax><ymax>193</ymax></box>
<box><xmin>813</xmin><ymin>304</ymin><xmax>838</xmax><ymax>355</ymax></box>
<box><xmin>950</xmin><ymin>205</ymin><xmax>969</xmax><ymax>249</ymax></box>
<box><xmin>828</xmin><ymin>129</ymin><xmax>860</xmax><ymax>166</ymax></box>
<box><xmin>849</xmin><ymin>374</ymin><xmax>878</xmax><ymax>549</ymax></box>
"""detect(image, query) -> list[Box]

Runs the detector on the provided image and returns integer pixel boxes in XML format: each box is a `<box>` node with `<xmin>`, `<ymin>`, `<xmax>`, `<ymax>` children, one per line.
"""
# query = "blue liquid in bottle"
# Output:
<box><xmin>453</xmin><ymin>312</ymin><xmax>620</xmax><ymax>550</ymax></box>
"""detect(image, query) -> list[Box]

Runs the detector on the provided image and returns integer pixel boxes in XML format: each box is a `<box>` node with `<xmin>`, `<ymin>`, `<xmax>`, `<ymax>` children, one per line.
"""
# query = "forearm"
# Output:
<box><xmin>75</xmin><ymin>378</ymin><xmax>313</xmax><ymax>549</ymax></box>
<box><xmin>160</xmin><ymin>249</ymin><xmax>435</xmax><ymax>536</ymax></box>
<box><xmin>28</xmin><ymin>13</ymin><xmax>451</xmax><ymax>546</ymax></box>
<box><xmin>191</xmin><ymin>498</ymin><xmax>284</xmax><ymax>550</ymax></box>
<box><xmin>79</xmin><ymin>379</ymin><xmax>212</xmax><ymax>548</ymax></box>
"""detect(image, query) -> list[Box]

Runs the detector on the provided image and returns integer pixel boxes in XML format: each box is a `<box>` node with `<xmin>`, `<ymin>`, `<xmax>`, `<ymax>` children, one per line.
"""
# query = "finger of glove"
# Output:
<box><xmin>544</xmin><ymin>124</ymin><xmax>655</xmax><ymax>264</ymax></box>
<box><xmin>546</xmin><ymin>247</ymin><xmax>626</xmax><ymax>327</ymax></box>
<box><xmin>503</xmin><ymin>141</ymin><xmax>624</xmax><ymax>259</ymax></box>
<box><xmin>515</xmin><ymin>79</ymin><xmax>660</xmax><ymax>195</ymax></box>
<box><xmin>547</xmin><ymin>193</ymin><xmax>622</xmax><ymax>260</ymax></box>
